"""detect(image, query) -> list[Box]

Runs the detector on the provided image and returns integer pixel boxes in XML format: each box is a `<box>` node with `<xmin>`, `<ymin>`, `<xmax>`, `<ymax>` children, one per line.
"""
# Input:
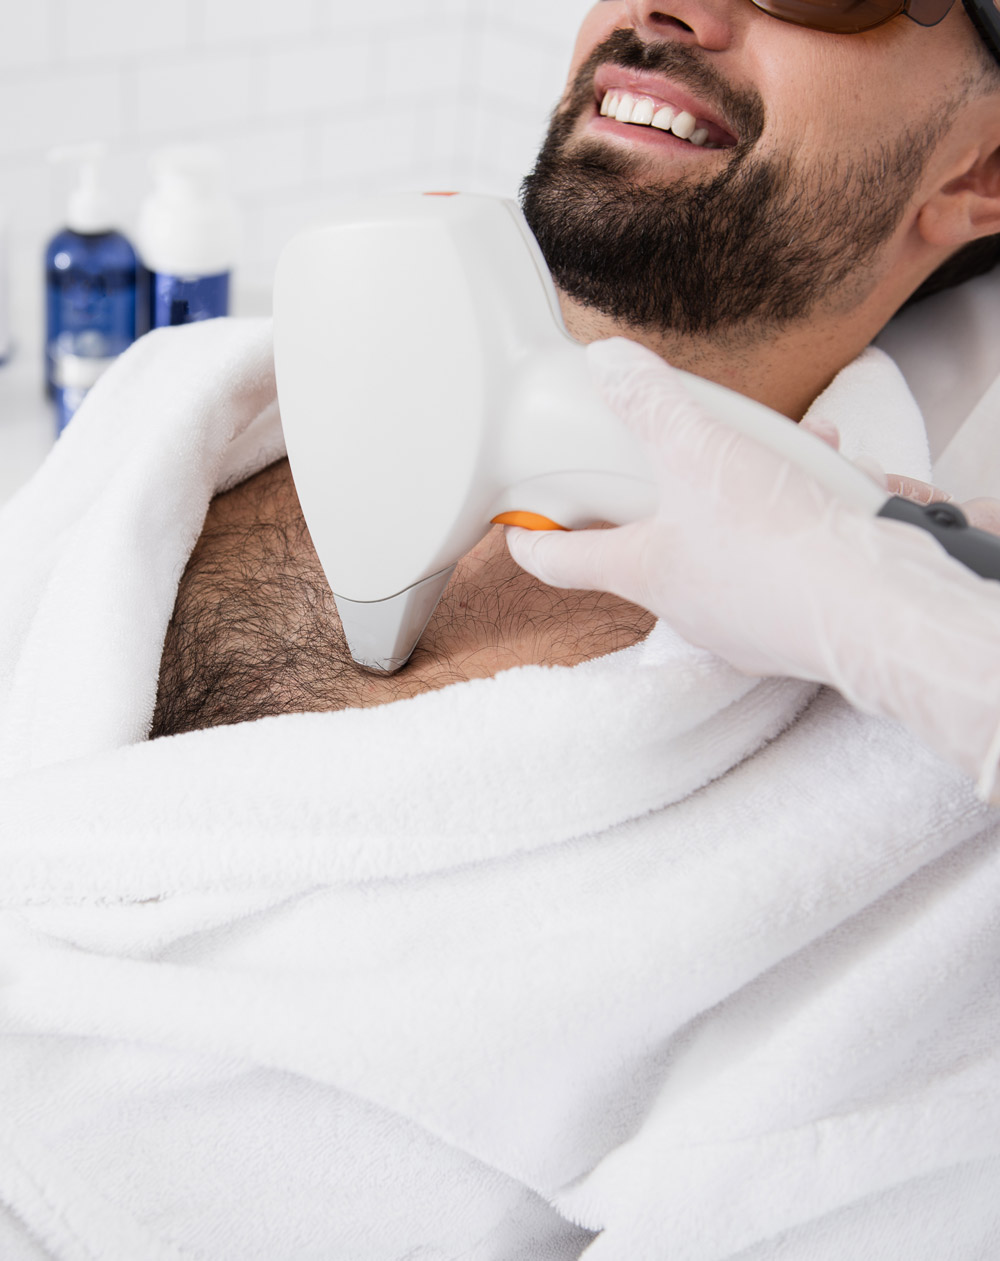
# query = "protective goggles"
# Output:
<box><xmin>749</xmin><ymin>0</ymin><xmax>1000</xmax><ymax>63</ymax></box>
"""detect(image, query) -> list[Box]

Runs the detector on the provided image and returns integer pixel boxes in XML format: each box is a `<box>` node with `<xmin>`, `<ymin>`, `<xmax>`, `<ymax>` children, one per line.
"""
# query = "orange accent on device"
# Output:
<box><xmin>423</xmin><ymin>191</ymin><xmax>460</xmax><ymax>196</ymax></box>
<box><xmin>491</xmin><ymin>511</ymin><xmax>569</xmax><ymax>531</ymax></box>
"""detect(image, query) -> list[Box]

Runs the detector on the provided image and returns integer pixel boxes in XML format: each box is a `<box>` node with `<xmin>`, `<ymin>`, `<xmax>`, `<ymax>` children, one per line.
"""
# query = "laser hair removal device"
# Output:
<box><xmin>273</xmin><ymin>192</ymin><xmax>1000</xmax><ymax>675</ymax></box>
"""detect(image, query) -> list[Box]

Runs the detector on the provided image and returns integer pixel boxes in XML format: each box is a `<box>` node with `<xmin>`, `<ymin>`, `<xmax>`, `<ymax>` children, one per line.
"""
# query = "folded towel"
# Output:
<box><xmin>0</xmin><ymin>319</ymin><xmax>284</xmax><ymax>776</ymax></box>
<box><xmin>1</xmin><ymin>320</ymin><xmax>996</xmax><ymax>1261</ymax></box>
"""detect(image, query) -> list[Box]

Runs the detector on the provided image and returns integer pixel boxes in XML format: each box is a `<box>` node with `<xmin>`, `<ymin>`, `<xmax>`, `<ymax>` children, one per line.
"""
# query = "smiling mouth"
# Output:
<box><xmin>598</xmin><ymin>90</ymin><xmax>736</xmax><ymax>149</ymax></box>
<box><xmin>601</xmin><ymin>91</ymin><xmax>713</xmax><ymax>147</ymax></box>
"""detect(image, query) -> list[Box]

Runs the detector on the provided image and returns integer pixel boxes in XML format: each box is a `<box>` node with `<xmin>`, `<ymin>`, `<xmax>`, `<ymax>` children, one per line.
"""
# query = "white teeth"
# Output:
<box><xmin>630</xmin><ymin>97</ymin><xmax>655</xmax><ymax>126</ymax></box>
<box><xmin>670</xmin><ymin>110</ymin><xmax>697</xmax><ymax>140</ymax></box>
<box><xmin>603</xmin><ymin>92</ymin><xmax>718</xmax><ymax>148</ymax></box>
<box><xmin>615</xmin><ymin>93</ymin><xmax>636</xmax><ymax>123</ymax></box>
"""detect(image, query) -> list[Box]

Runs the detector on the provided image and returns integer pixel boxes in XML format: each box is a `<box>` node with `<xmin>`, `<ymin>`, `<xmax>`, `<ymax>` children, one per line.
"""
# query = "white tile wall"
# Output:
<box><xmin>202</xmin><ymin>0</ymin><xmax>315</xmax><ymax>46</ymax></box>
<box><xmin>0</xmin><ymin>0</ymin><xmax>591</xmax><ymax>373</ymax></box>
<box><xmin>0</xmin><ymin>5</ymin><xmax>53</xmax><ymax>71</ymax></box>
<box><xmin>58</xmin><ymin>0</ymin><xmax>194</xmax><ymax>63</ymax></box>
<box><xmin>0</xmin><ymin>67</ymin><xmax>124</xmax><ymax>157</ymax></box>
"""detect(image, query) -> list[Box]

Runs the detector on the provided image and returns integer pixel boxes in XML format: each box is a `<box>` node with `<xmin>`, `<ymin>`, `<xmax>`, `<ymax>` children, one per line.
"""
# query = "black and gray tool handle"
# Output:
<box><xmin>878</xmin><ymin>497</ymin><xmax>1000</xmax><ymax>582</ymax></box>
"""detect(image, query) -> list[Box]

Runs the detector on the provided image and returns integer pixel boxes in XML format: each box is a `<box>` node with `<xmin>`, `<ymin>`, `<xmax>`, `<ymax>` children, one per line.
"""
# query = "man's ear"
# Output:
<box><xmin>917</xmin><ymin>137</ymin><xmax>1000</xmax><ymax>249</ymax></box>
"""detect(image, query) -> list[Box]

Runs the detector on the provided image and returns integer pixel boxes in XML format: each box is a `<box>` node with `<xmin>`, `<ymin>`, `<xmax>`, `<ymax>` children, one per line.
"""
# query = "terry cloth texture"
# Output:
<box><xmin>0</xmin><ymin>319</ymin><xmax>997</xmax><ymax>1261</ymax></box>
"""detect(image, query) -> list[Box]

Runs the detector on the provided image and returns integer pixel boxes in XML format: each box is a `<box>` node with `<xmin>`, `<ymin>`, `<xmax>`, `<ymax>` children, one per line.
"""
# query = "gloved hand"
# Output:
<box><xmin>881</xmin><ymin>473</ymin><xmax>1000</xmax><ymax>537</ymax></box>
<box><xmin>506</xmin><ymin>338</ymin><xmax>1000</xmax><ymax>802</ymax></box>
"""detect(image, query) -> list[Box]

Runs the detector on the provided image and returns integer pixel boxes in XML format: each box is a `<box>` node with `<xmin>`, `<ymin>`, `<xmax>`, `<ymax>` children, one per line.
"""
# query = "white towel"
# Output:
<box><xmin>1</xmin><ymin>320</ymin><xmax>996</xmax><ymax>1261</ymax></box>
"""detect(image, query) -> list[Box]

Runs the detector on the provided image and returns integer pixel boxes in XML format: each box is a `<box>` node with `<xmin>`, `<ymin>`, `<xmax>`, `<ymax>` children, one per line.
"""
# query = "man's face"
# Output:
<box><xmin>521</xmin><ymin>0</ymin><xmax>988</xmax><ymax>343</ymax></box>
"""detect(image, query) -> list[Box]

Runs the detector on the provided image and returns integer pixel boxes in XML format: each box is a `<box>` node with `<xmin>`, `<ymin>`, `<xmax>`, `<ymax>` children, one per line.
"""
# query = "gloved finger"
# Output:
<box><xmin>504</xmin><ymin>522</ymin><xmax>647</xmax><ymax>597</ymax></box>
<box><xmin>586</xmin><ymin>338</ymin><xmax>792</xmax><ymax>512</ymax></box>
<box><xmin>854</xmin><ymin>456</ymin><xmax>888</xmax><ymax>490</ymax></box>
<box><xmin>586</xmin><ymin>337</ymin><xmax>726</xmax><ymax>457</ymax></box>
<box><xmin>798</xmin><ymin>415</ymin><xmax>841</xmax><ymax>451</ymax></box>
<box><xmin>963</xmin><ymin>497</ymin><xmax>1000</xmax><ymax>536</ymax></box>
<box><xmin>884</xmin><ymin>474</ymin><xmax>952</xmax><ymax>505</ymax></box>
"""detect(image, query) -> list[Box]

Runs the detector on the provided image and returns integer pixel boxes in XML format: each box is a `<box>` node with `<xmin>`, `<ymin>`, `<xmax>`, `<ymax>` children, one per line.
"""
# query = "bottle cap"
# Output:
<box><xmin>137</xmin><ymin>145</ymin><xmax>240</xmax><ymax>278</ymax></box>
<box><xmin>50</xmin><ymin>144</ymin><xmax>116</xmax><ymax>234</ymax></box>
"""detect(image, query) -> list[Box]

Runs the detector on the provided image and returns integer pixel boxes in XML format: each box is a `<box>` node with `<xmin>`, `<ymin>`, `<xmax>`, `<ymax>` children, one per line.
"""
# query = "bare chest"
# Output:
<box><xmin>151</xmin><ymin>460</ymin><xmax>652</xmax><ymax>737</ymax></box>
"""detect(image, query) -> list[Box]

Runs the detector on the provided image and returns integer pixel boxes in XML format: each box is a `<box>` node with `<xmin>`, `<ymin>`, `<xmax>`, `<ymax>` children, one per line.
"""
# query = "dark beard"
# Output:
<box><xmin>520</xmin><ymin>29</ymin><xmax>945</xmax><ymax>340</ymax></box>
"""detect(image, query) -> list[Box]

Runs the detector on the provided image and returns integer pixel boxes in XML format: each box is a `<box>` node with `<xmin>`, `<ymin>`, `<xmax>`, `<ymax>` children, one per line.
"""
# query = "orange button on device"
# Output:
<box><xmin>491</xmin><ymin>511</ymin><xmax>568</xmax><ymax>531</ymax></box>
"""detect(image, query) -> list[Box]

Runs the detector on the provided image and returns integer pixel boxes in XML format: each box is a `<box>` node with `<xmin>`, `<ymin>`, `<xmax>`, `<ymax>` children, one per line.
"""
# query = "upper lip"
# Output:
<box><xmin>592</xmin><ymin>66</ymin><xmax>738</xmax><ymax>146</ymax></box>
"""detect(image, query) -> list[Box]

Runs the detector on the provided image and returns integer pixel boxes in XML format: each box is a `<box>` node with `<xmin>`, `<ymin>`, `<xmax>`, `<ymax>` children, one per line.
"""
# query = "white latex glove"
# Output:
<box><xmin>506</xmin><ymin>338</ymin><xmax>1000</xmax><ymax>803</ymax></box>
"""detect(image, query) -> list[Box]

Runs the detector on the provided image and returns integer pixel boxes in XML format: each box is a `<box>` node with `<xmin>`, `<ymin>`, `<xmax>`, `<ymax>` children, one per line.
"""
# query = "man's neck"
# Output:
<box><xmin>557</xmin><ymin>291</ymin><xmax>890</xmax><ymax>421</ymax></box>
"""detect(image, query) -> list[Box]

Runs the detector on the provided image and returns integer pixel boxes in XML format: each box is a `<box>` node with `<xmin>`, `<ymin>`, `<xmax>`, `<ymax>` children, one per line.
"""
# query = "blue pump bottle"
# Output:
<box><xmin>45</xmin><ymin>149</ymin><xmax>137</xmax><ymax>431</ymax></box>
<box><xmin>137</xmin><ymin>146</ymin><xmax>239</xmax><ymax>330</ymax></box>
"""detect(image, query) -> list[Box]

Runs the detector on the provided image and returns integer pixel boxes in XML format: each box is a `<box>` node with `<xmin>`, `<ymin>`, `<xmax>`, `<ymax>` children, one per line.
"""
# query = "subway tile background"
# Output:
<box><xmin>0</xmin><ymin>0</ymin><xmax>590</xmax><ymax>351</ymax></box>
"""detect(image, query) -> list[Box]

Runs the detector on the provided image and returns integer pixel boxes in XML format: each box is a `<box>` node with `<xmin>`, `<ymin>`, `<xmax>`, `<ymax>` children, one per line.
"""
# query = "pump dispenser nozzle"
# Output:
<box><xmin>138</xmin><ymin>145</ymin><xmax>239</xmax><ymax>280</ymax></box>
<box><xmin>49</xmin><ymin>144</ymin><xmax>116</xmax><ymax>236</ymax></box>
